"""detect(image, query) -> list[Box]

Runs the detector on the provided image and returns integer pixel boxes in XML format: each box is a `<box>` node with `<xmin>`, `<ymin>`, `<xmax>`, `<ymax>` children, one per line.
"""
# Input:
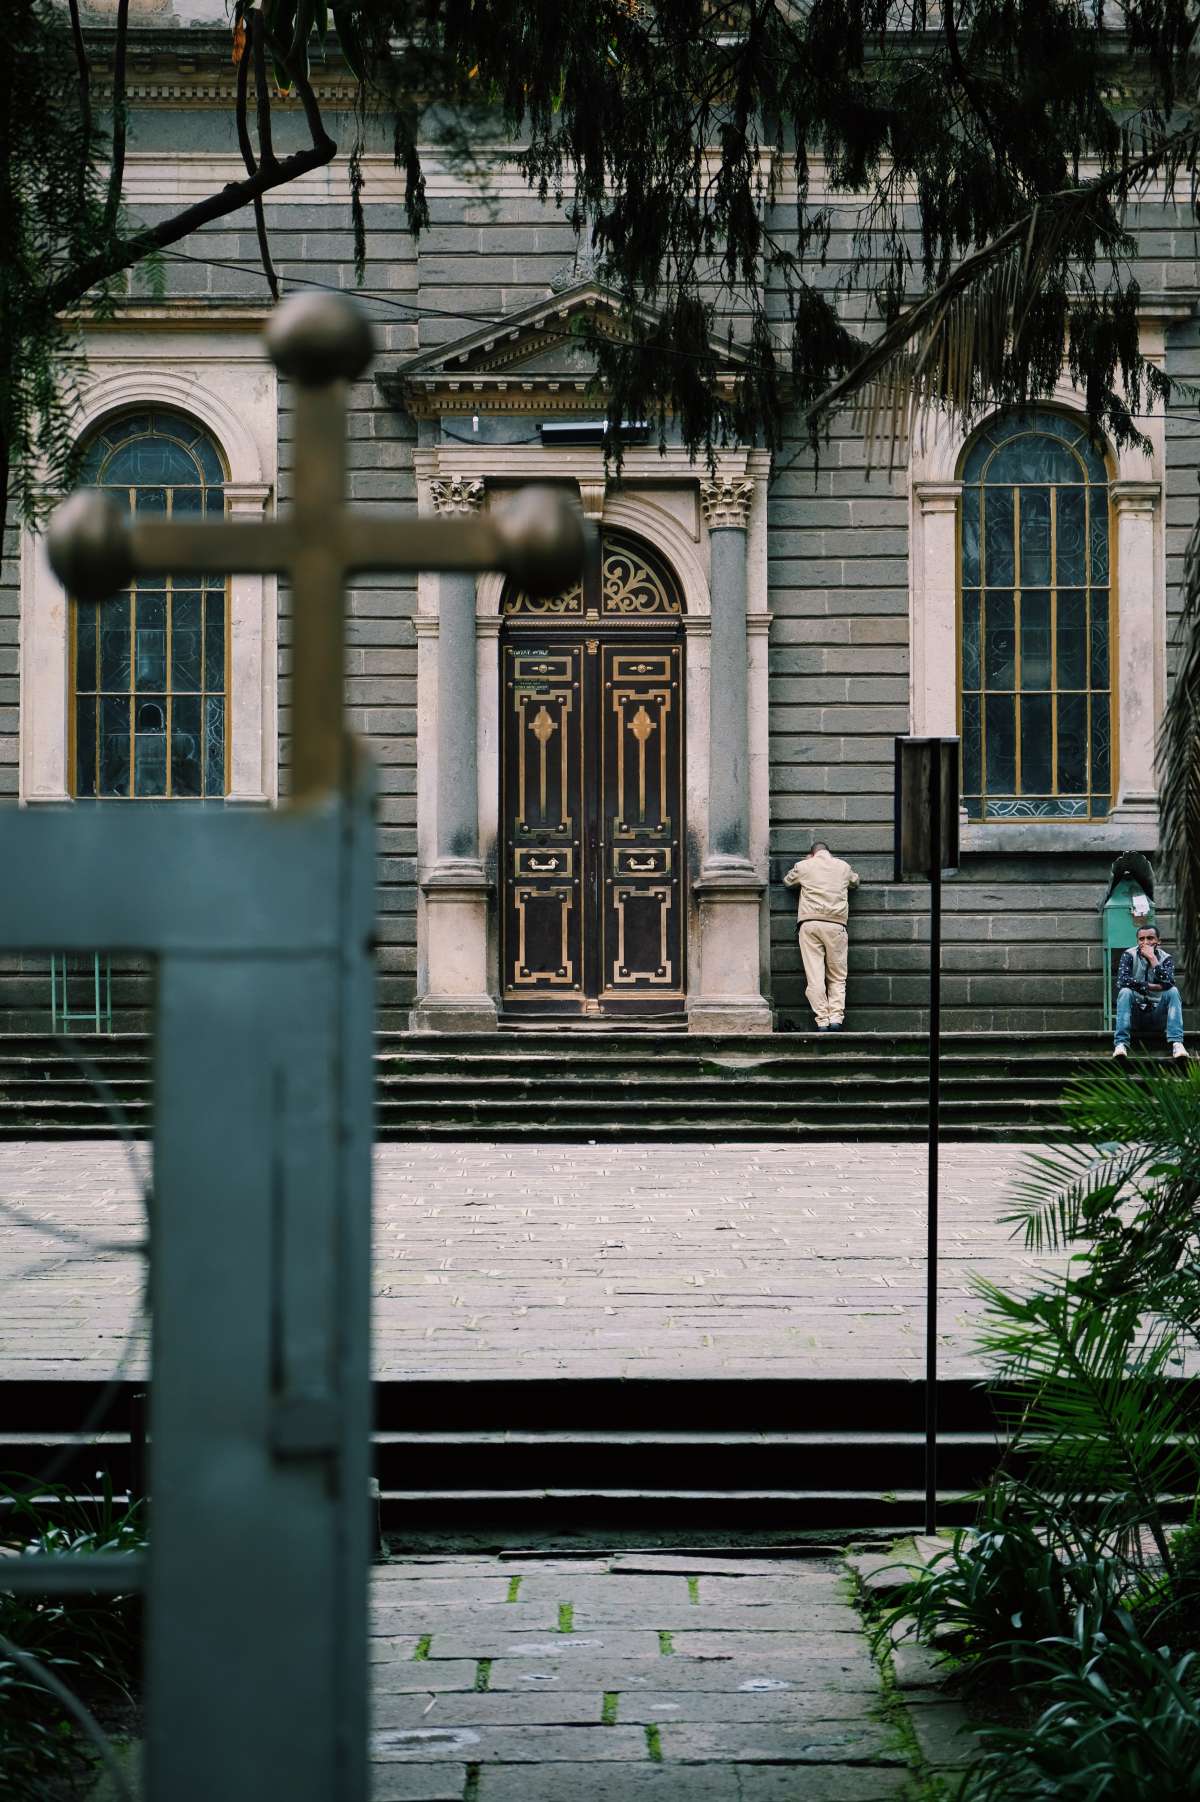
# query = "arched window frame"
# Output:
<box><xmin>907</xmin><ymin>347</ymin><xmax>1170</xmax><ymax>853</ymax></box>
<box><xmin>70</xmin><ymin>408</ymin><xmax>231</xmax><ymax>800</ymax></box>
<box><xmin>19</xmin><ymin>327</ymin><xmax>277</xmax><ymax>807</ymax></box>
<box><xmin>955</xmin><ymin>406</ymin><xmax>1115</xmax><ymax>824</ymax></box>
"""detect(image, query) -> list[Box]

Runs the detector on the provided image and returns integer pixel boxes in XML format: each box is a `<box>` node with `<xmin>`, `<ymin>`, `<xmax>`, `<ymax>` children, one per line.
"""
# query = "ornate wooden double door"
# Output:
<box><xmin>500</xmin><ymin>531</ymin><xmax>686</xmax><ymax>1019</ymax></box>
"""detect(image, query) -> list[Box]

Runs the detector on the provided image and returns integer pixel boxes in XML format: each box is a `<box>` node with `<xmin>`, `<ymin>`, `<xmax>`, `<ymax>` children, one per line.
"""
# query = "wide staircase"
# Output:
<box><xmin>0</xmin><ymin>1028</ymin><xmax>1111</xmax><ymax>1140</ymax></box>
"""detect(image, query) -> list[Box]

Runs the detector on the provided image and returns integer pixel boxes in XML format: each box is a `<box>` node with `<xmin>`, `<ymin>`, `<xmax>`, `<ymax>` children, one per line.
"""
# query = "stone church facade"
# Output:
<box><xmin>3</xmin><ymin>12</ymin><xmax>1194</xmax><ymax>1035</ymax></box>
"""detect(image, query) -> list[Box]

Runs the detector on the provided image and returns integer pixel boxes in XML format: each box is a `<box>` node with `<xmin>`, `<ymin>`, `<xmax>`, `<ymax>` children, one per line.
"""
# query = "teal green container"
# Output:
<box><xmin>1101</xmin><ymin>878</ymin><xmax>1156</xmax><ymax>1031</ymax></box>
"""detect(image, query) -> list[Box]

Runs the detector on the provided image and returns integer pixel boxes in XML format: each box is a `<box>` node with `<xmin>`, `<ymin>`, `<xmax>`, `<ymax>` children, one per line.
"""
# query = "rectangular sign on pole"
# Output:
<box><xmin>894</xmin><ymin>737</ymin><xmax>960</xmax><ymax>882</ymax></box>
<box><xmin>893</xmin><ymin>736</ymin><xmax>959</xmax><ymax>1535</ymax></box>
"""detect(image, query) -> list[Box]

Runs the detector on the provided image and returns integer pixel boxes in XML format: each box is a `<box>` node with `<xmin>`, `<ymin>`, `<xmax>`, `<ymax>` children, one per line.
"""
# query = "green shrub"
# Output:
<box><xmin>872</xmin><ymin>1485</ymin><xmax>1129</xmax><ymax>1683</ymax></box>
<box><xmin>960</xmin><ymin>1616</ymin><xmax>1200</xmax><ymax>1801</ymax></box>
<box><xmin>0</xmin><ymin>1475</ymin><xmax>143</xmax><ymax>1800</ymax></box>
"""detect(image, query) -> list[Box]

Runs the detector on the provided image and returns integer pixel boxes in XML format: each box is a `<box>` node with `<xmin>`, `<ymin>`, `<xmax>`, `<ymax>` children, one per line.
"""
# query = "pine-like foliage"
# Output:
<box><xmin>0</xmin><ymin>1</ymin><xmax>116</xmax><ymax>532</ymax></box>
<box><xmin>16</xmin><ymin>3</ymin><xmax>1200</xmax><ymax>935</ymax></box>
<box><xmin>330</xmin><ymin>0</ymin><xmax>1195</xmax><ymax>462</ymax></box>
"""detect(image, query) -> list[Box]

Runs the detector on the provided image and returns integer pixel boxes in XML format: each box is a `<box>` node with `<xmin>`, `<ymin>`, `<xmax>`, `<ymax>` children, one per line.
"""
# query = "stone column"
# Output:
<box><xmin>689</xmin><ymin>476</ymin><xmax>772</xmax><ymax>1033</ymax></box>
<box><xmin>410</xmin><ymin>475</ymin><xmax>497</xmax><ymax>1032</ymax></box>
<box><xmin>1110</xmin><ymin>480</ymin><xmax>1161</xmax><ymax>829</ymax></box>
<box><xmin>431</xmin><ymin>477</ymin><xmax>485</xmax><ymax>866</ymax></box>
<box><xmin>911</xmin><ymin>481</ymin><xmax>961</xmax><ymax>738</ymax></box>
<box><xmin>225</xmin><ymin>481</ymin><xmax>274</xmax><ymax>805</ymax></box>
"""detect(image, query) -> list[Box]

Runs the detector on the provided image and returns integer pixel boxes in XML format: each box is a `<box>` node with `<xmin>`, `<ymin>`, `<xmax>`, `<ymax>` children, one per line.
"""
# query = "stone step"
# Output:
<box><xmin>0</xmin><ymin>1028</ymin><xmax>1120</xmax><ymax>1139</ymax></box>
<box><xmin>0</xmin><ymin>1378</ymin><xmax>1014</xmax><ymax>1536</ymax></box>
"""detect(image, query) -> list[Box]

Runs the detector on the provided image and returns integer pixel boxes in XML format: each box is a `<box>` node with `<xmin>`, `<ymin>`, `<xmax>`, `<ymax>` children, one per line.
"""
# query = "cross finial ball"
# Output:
<box><xmin>264</xmin><ymin>291</ymin><xmax>375</xmax><ymax>386</ymax></box>
<box><xmin>46</xmin><ymin>489</ymin><xmax>135</xmax><ymax>604</ymax></box>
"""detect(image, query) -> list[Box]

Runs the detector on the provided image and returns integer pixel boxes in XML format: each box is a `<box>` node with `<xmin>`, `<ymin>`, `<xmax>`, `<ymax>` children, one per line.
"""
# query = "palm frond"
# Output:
<box><xmin>1005</xmin><ymin>1139</ymin><xmax>1150</xmax><ymax>1256</ymax></box>
<box><xmin>976</xmin><ymin>1277</ymin><xmax>1195</xmax><ymax>1572</ymax></box>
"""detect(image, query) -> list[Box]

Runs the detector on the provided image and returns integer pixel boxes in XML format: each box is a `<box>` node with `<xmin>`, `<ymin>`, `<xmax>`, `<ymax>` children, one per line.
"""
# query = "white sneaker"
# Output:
<box><xmin>1173</xmin><ymin>1042</ymin><xmax>1189</xmax><ymax>1060</ymax></box>
<box><xmin>1113</xmin><ymin>1044</ymin><xmax>1128</xmax><ymax>1058</ymax></box>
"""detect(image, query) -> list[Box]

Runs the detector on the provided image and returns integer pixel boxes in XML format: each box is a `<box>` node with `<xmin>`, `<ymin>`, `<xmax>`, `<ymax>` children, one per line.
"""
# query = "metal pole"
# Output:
<box><xmin>925</xmin><ymin>758</ymin><xmax>942</xmax><ymax>1536</ymax></box>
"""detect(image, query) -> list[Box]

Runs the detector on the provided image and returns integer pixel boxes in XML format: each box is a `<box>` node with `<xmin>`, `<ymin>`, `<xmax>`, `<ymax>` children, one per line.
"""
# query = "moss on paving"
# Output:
<box><xmin>412</xmin><ymin>1634</ymin><xmax>431</xmax><ymax>1661</ymax></box>
<box><xmin>686</xmin><ymin>1576</ymin><xmax>700</xmax><ymax>1604</ymax></box>
<box><xmin>645</xmin><ymin>1723</ymin><xmax>663</xmax><ymax>1762</ymax></box>
<box><xmin>557</xmin><ymin>1601</ymin><xmax>574</xmax><ymax>1633</ymax></box>
<box><xmin>474</xmin><ymin>1658</ymin><xmax>492</xmax><ymax>1693</ymax></box>
<box><xmin>846</xmin><ymin>1550</ymin><xmax>953</xmax><ymax>1802</ymax></box>
<box><xmin>506</xmin><ymin>1574</ymin><xmax>522</xmax><ymax>1602</ymax></box>
<box><xmin>657</xmin><ymin>1629</ymin><xmax>674</xmax><ymax>1655</ymax></box>
<box><xmin>602</xmin><ymin>1691</ymin><xmax>620</xmax><ymax>1725</ymax></box>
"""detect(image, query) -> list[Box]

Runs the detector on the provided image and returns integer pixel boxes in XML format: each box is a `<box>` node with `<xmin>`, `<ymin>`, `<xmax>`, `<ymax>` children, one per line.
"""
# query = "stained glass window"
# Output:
<box><xmin>72</xmin><ymin>411</ymin><xmax>227</xmax><ymax>800</ymax></box>
<box><xmin>958</xmin><ymin>410</ymin><xmax>1113</xmax><ymax>821</ymax></box>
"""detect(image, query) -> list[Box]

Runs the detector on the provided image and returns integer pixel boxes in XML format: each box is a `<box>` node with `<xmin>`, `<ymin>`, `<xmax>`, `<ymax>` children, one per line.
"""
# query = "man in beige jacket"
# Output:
<box><xmin>784</xmin><ymin>842</ymin><xmax>860</xmax><ymax>1031</ymax></box>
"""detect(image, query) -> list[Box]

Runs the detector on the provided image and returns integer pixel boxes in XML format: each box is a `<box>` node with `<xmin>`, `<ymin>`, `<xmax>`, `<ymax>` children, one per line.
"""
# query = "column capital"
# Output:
<box><xmin>429</xmin><ymin>475</ymin><xmax>485</xmax><ymax>515</ymax></box>
<box><xmin>914</xmin><ymin>479</ymin><xmax>961</xmax><ymax>514</ymax></box>
<box><xmin>224</xmin><ymin>482</ymin><xmax>273</xmax><ymax>515</ymax></box>
<box><xmin>700</xmin><ymin>477</ymin><xmax>754</xmax><ymax>530</ymax></box>
<box><xmin>1111</xmin><ymin>479</ymin><xmax>1159</xmax><ymax>515</ymax></box>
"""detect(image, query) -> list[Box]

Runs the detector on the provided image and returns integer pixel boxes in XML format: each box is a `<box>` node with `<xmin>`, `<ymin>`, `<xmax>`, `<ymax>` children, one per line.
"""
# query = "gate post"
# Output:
<box><xmin>147</xmin><ymin>781</ymin><xmax>375</xmax><ymax>1799</ymax></box>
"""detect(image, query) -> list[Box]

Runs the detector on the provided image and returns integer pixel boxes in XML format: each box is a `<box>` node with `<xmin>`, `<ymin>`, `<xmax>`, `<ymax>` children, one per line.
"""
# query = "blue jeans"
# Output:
<box><xmin>1114</xmin><ymin>986</ymin><xmax>1185</xmax><ymax>1047</ymax></box>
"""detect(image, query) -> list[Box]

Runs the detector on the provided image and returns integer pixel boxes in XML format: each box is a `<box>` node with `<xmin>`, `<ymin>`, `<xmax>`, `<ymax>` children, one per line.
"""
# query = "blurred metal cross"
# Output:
<box><xmin>49</xmin><ymin>292</ymin><xmax>583</xmax><ymax>802</ymax></box>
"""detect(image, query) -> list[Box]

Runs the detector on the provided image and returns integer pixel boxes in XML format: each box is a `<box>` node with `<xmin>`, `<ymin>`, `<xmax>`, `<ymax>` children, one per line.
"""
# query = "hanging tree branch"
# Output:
<box><xmin>65</xmin><ymin>0</ymin><xmax>91</xmax><ymax>194</ymax></box>
<box><xmin>102</xmin><ymin>0</ymin><xmax>130</xmax><ymax>236</ymax></box>
<box><xmin>49</xmin><ymin>29</ymin><xmax>334</xmax><ymax>314</ymax></box>
<box><xmin>234</xmin><ymin>10</ymin><xmax>280</xmax><ymax>301</ymax></box>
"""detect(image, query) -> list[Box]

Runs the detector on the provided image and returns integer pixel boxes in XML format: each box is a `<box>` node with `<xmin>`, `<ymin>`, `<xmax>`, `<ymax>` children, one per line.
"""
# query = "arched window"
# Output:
<box><xmin>72</xmin><ymin>410</ymin><xmax>228</xmax><ymax>798</ymax></box>
<box><xmin>959</xmin><ymin>411</ymin><xmax>1113</xmax><ymax>820</ymax></box>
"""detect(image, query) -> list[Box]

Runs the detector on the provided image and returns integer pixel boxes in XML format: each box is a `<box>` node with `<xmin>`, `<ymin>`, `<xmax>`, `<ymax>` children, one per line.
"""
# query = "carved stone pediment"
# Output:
<box><xmin>379</xmin><ymin>281</ymin><xmax>748</xmax><ymax>418</ymax></box>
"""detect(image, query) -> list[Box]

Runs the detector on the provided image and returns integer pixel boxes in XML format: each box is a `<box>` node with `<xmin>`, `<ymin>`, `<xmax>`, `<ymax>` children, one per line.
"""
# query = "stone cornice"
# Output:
<box><xmin>73</xmin><ymin>299</ymin><xmax>272</xmax><ymax>331</ymax></box>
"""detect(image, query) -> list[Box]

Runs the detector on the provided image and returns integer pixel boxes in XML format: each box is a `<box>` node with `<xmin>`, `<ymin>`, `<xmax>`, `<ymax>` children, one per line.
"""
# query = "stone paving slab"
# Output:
<box><xmin>569</xmin><ymin>1604</ymin><xmax>862</xmax><ymax>1633</ymax></box>
<box><xmin>371</xmin><ymin>1767</ymin><xmax>467</xmax><ymax>1802</ymax></box>
<box><xmin>363</xmin><ymin>1550</ymin><xmax>911</xmax><ymax>1801</ymax></box>
<box><xmin>0</xmin><ymin>1140</ymin><xmax>1065</xmax><ymax>1382</ymax></box>
<box><xmin>483</xmin><ymin>1656</ymin><xmax>881</xmax><ymax>1694</ymax></box>
<box><xmin>472</xmin><ymin>1769</ymin><xmax>742</xmax><ymax>1802</ymax></box>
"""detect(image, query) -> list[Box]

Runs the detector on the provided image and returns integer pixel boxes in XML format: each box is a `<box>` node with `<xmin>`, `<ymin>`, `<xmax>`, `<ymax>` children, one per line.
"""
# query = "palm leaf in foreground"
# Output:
<box><xmin>976</xmin><ymin>1278</ymin><xmax>1196</xmax><ymax>1574</ymax></box>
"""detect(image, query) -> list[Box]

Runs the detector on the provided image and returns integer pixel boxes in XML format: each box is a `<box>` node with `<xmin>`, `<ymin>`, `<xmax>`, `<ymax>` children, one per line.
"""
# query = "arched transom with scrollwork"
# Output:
<box><xmin>503</xmin><ymin>529</ymin><xmax>683</xmax><ymax>621</ymax></box>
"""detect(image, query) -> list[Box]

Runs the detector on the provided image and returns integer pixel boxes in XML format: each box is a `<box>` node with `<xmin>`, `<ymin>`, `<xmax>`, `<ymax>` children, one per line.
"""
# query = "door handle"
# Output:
<box><xmin>628</xmin><ymin>857</ymin><xmax>656</xmax><ymax>872</ymax></box>
<box><xmin>529</xmin><ymin>856</ymin><xmax>558</xmax><ymax>871</ymax></box>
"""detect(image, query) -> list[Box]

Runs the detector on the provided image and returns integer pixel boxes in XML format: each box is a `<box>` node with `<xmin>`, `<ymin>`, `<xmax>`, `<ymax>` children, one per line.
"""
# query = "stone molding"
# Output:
<box><xmin>20</xmin><ymin>335</ymin><xmax>278</xmax><ymax>807</ymax></box>
<box><xmin>430</xmin><ymin>476</ymin><xmax>485</xmax><ymax>515</ymax></box>
<box><xmin>700</xmin><ymin>478</ymin><xmax>755</xmax><ymax>530</ymax></box>
<box><xmin>1111</xmin><ymin>479</ymin><xmax>1159</xmax><ymax>513</ymax></box>
<box><xmin>907</xmin><ymin>364</ymin><xmax>1166</xmax><ymax>852</ymax></box>
<box><xmin>577</xmin><ymin>479</ymin><xmax>607</xmax><ymax>521</ymax></box>
<box><xmin>410</xmin><ymin>433</ymin><xmax>773</xmax><ymax>1031</ymax></box>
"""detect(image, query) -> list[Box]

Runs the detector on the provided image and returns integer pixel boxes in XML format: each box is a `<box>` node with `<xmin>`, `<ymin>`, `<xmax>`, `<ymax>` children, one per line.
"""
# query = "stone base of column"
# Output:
<box><xmin>687</xmin><ymin>870</ymin><xmax>773</xmax><ymax>1036</ymax></box>
<box><xmin>1109</xmin><ymin>789</ymin><xmax>1153</xmax><ymax>843</ymax></box>
<box><xmin>409</xmin><ymin>862</ymin><xmax>498</xmax><ymax>1035</ymax></box>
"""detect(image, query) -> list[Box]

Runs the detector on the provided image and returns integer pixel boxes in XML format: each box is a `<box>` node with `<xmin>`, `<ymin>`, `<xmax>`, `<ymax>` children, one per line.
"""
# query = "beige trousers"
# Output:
<box><xmin>799</xmin><ymin>921</ymin><xmax>848</xmax><ymax>1026</ymax></box>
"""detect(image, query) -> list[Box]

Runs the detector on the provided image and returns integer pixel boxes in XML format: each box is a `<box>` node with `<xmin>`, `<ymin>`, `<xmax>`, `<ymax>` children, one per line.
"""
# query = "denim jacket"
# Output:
<box><xmin>1116</xmin><ymin>946</ymin><xmax>1176</xmax><ymax>1002</ymax></box>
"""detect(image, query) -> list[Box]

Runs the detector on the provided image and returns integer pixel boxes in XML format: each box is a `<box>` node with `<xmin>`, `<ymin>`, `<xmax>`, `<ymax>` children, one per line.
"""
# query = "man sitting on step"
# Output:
<box><xmin>784</xmin><ymin>841</ymin><xmax>860</xmax><ymax>1033</ymax></box>
<box><xmin>1113</xmin><ymin>922</ymin><xmax>1188</xmax><ymax>1059</ymax></box>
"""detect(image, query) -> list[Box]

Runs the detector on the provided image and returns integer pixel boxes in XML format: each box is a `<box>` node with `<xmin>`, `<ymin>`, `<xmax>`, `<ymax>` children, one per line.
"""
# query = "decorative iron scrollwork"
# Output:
<box><xmin>503</xmin><ymin>533</ymin><xmax>681</xmax><ymax>618</ymax></box>
<box><xmin>505</xmin><ymin>579</ymin><xmax>585</xmax><ymax>616</ymax></box>
<box><xmin>602</xmin><ymin>544</ymin><xmax>680</xmax><ymax>615</ymax></box>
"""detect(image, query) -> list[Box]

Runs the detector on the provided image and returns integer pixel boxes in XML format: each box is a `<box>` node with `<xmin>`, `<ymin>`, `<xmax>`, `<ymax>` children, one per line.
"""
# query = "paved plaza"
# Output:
<box><xmin>0</xmin><ymin>1140</ymin><xmax>1061</xmax><ymax>1382</ymax></box>
<box><xmin>362</xmin><ymin>1549</ymin><xmax>927</xmax><ymax>1801</ymax></box>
